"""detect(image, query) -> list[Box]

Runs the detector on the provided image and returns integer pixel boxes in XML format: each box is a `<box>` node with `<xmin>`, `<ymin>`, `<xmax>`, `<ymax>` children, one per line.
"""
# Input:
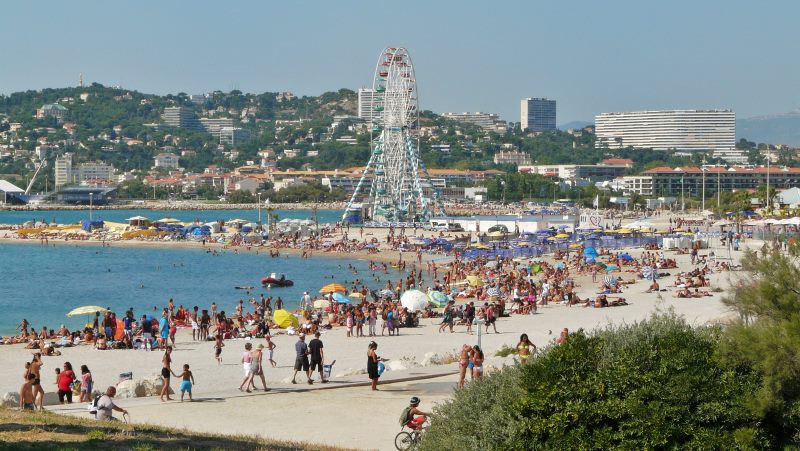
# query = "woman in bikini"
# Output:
<box><xmin>471</xmin><ymin>345</ymin><xmax>484</xmax><ymax>380</ymax></box>
<box><xmin>458</xmin><ymin>344</ymin><xmax>471</xmax><ymax>389</ymax></box>
<box><xmin>516</xmin><ymin>334</ymin><xmax>535</xmax><ymax>364</ymax></box>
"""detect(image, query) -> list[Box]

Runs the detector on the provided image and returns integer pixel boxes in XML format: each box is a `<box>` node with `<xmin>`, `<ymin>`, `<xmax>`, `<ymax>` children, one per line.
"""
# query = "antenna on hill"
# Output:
<box><xmin>79</xmin><ymin>73</ymin><xmax>84</xmax><ymax>88</ymax></box>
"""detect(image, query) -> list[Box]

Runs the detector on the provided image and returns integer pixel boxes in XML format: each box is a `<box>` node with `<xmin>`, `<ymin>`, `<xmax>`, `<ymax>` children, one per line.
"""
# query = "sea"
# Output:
<box><xmin>0</xmin><ymin>208</ymin><xmax>397</xmax><ymax>336</ymax></box>
<box><xmin>0</xmin><ymin>208</ymin><xmax>343</xmax><ymax>227</ymax></box>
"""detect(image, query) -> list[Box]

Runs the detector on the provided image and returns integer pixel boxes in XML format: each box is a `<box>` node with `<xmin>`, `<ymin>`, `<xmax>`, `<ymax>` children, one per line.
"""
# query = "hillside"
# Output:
<box><xmin>737</xmin><ymin>110</ymin><xmax>800</xmax><ymax>145</ymax></box>
<box><xmin>0</xmin><ymin>407</ymin><xmax>348</xmax><ymax>451</ymax></box>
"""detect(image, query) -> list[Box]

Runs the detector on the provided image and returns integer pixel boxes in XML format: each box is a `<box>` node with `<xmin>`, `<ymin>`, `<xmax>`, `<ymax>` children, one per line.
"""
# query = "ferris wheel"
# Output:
<box><xmin>343</xmin><ymin>47</ymin><xmax>445</xmax><ymax>224</ymax></box>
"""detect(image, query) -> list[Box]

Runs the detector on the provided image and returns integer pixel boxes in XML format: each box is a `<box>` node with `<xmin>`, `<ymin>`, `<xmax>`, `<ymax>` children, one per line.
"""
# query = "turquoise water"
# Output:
<box><xmin>0</xmin><ymin>208</ymin><xmax>343</xmax><ymax>226</ymax></box>
<box><xmin>0</xmin><ymin>242</ymin><xmax>397</xmax><ymax>336</ymax></box>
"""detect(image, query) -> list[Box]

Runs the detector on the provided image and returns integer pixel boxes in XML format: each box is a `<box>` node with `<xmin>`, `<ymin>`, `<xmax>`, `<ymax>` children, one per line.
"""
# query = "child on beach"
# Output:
<box><xmin>179</xmin><ymin>364</ymin><xmax>194</xmax><ymax>402</ymax></box>
<box><xmin>79</xmin><ymin>365</ymin><xmax>93</xmax><ymax>402</ymax></box>
<box><xmin>214</xmin><ymin>333</ymin><xmax>224</xmax><ymax>365</ymax></box>
<box><xmin>265</xmin><ymin>336</ymin><xmax>277</xmax><ymax>367</ymax></box>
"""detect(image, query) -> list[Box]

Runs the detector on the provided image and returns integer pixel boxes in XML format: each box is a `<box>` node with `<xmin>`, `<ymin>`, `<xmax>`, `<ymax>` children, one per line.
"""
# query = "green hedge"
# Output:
<box><xmin>420</xmin><ymin>314</ymin><xmax>764</xmax><ymax>450</ymax></box>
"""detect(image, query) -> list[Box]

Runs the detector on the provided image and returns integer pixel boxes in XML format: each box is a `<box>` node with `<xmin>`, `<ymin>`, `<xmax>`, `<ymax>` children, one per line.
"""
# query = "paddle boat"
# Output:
<box><xmin>261</xmin><ymin>272</ymin><xmax>294</xmax><ymax>287</ymax></box>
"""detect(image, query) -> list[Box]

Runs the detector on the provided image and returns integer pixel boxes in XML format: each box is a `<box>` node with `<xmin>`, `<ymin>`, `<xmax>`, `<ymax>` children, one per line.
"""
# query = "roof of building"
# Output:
<box><xmin>41</xmin><ymin>103</ymin><xmax>68</xmax><ymax>111</ymax></box>
<box><xmin>0</xmin><ymin>180</ymin><xmax>24</xmax><ymax>193</ymax></box>
<box><xmin>600</xmin><ymin>158</ymin><xmax>634</xmax><ymax>165</ymax></box>
<box><xmin>643</xmin><ymin>166</ymin><xmax>800</xmax><ymax>175</ymax></box>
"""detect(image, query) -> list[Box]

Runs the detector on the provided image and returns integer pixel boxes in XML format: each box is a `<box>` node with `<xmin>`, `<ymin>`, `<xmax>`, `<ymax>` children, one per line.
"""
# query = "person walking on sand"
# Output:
<box><xmin>292</xmin><ymin>334</ymin><xmax>313</xmax><ymax>385</ymax></box>
<box><xmin>160</xmin><ymin>346</ymin><xmax>178</xmax><ymax>402</ymax></box>
<box><xmin>239</xmin><ymin>342</ymin><xmax>254</xmax><ymax>392</ymax></box>
<box><xmin>29</xmin><ymin>353</ymin><xmax>44</xmax><ymax>410</ymax></box>
<box><xmin>251</xmin><ymin>344</ymin><xmax>269</xmax><ymax>391</ymax></box>
<box><xmin>265</xmin><ymin>336</ymin><xmax>277</xmax><ymax>367</ymax></box>
<box><xmin>179</xmin><ymin>364</ymin><xmax>195</xmax><ymax>402</ymax></box>
<box><xmin>213</xmin><ymin>332</ymin><xmax>224</xmax><ymax>365</ymax></box>
<box><xmin>308</xmin><ymin>332</ymin><xmax>328</xmax><ymax>383</ymax></box>
<box><xmin>367</xmin><ymin>341</ymin><xmax>382</xmax><ymax>391</ymax></box>
<box><xmin>79</xmin><ymin>365</ymin><xmax>93</xmax><ymax>402</ymax></box>
<box><xmin>516</xmin><ymin>334</ymin><xmax>535</xmax><ymax>364</ymax></box>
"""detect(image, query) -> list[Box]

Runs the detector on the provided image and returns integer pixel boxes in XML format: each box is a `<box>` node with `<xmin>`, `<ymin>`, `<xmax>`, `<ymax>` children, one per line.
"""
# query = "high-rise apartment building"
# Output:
<box><xmin>520</xmin><ymin>98</ymin><xmax>556</xmax><ymax>132</ymax></box>
<box><xmin>54</xmin><ymin>154</ymin><xmax>73</xmax><ymax>187</ymax></box>
<box><xmin>358</xmin><ymin>88</ymin><xmax>383</xmax><ymax>123</ymax></box>
<box><xmin>219</xmin><ymin>127</ymin><xmax>250</xmax><ymax>146</ymax></box>
<box><xmin>162</xmin><ymin>106</ymin><xmax>200</xmax><ymax>130</ymax></box>
<box><xmin>199</xmin><ymin>118</ymin><xmax>235</xmax><ymax>137</ymax></box>
<box><xmin>594</xmin><ymin>109</ymin><xmax>735</xmax><ymax>151</ymax></box>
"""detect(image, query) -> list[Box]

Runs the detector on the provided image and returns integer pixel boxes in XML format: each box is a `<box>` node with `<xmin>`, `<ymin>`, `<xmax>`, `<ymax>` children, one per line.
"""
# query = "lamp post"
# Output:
<box><xmin>265</xmin><ymin>198</ymin><xmax>272</xmax><ymax>234</ymax></box>
<box><xmin>500</xmin><ymin>180</ymin><xmax>506</xmax><ymax>204</ymax></box>
<box><xmin>766</xmin><ymin>147</ymin><xmax>771</xmax><ymax>211</ymax></box>
<box><xmin>472</xmin><ymin>317</ymin><xmax>485</xmax><ymax>348</ymax></box>
<box><xmin>257</xmin><ymin>192</ymin><xmax>262</xmax><ymax>230</ymax></box>
<box><xmin>89</xmin><ymin>192</ymin><xmax>93</xmax><ymax>221</ymax></box>
<box><xmin>701</xmin><ymin>157</ymin><xmax>706</xmax><ymax>213</ymax></box>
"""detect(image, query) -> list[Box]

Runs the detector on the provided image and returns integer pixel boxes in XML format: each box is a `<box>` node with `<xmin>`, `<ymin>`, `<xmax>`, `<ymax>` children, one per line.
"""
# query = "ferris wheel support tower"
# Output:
<box><xmin>343</xmin><ymin>47</ymin><xmax>445</xmax><ymax>224</ymax></box>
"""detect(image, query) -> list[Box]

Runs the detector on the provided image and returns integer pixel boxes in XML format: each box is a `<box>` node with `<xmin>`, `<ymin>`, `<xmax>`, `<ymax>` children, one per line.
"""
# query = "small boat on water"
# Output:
<box><xmin>262</xmin><ymin>272</ymin><xmax>294</xmax><ymax>287</ymax></box>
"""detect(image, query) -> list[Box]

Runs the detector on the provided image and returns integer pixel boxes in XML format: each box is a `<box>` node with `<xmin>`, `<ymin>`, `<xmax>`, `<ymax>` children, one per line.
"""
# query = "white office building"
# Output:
<box><xmin>595</xmin><ymin>109</ymin><xmax>735</xmax><ymax>152</ymax></box>
<box><xmin>357</xmin><ymin>88</ymin><xmax>382</xmax><ymax>123</ymax></box>
<box><xmin>520</xmin><ymin>98</ymin><xmax>556</xmax><ymax>132</ymax></box>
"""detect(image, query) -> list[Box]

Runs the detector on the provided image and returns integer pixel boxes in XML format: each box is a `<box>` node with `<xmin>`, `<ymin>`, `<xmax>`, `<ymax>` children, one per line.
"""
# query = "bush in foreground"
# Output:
<box><xmin>420</xmin><ymin>314</ymin><xmax>764</xmax><ymax>450</ymax></box>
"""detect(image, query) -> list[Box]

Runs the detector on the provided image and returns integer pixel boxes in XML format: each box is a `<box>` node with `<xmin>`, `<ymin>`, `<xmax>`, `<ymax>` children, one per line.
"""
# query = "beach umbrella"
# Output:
<box><xmin>603</xmin><ymin>275</ymin><xmax>617</xmax><ymax>286</ymax></box>
<box><xmin>125</xmin><ymin>216</ymin><xmax>150</xmax><ymax>222</ymax></box>
<box><xmin>555</xmin><ymin>233</ymin><xmax>570</xmax><ymax>238</ymax></box>
<box><xmin>470</xmin><ymin>243</ymin><xmax>489</xmax><ymax>249</ymax></box>
<box><xmin>428</xmin><ymin>290</ymin><xmax>448</xmax><ymax>307</ymax></box>
<box><xmin>642</xmin><ymin>266</ymin><xmax>656</xmax><ymax>281</ymax></box>
<box><xmin>378</xmin><ymin>289</ymin><xmax>396</xmax><ymax>298</ymax></box>
<box><xmin>319</xmin><ymin>283</ymin><xmax>348</xmax><ymax>294</ymax></box>
<box><xmin>400</xmin><ymin>289</ymin><xmax>429</xmax><ymax>312</ymax></box>
<box><xmin>313</xmin><ymin>299</ymin><xmax>330</xmax><ymax>309</ymax></box>
<box><xmin>466</xmin><ymin>275</ymin><xmax>484</xmax><ymax>287</ymax></box>
<box><xmin>156</xmin><ymin>217</ymin><xmax>180</xmax><ymax>224</ymax></box>
<box><xmin>604</xmin><ymin>265</ymin><xmax>619</xmax><ymax>272</ymax></box>
<box><xmin>569</xmin><ymin>243</ymin><xmax>582</xmax><ymax>249</ymax></box>
<box><xmin>66</xmin><ymin>305</ymin><xmax>109</xmax><ymax>317</ymax></box>
<box><xmin>273</xmin><ymin>309</ymin><xmax>299</xmax><ymax>329</ymax></box>
<box><xmin>332</xmin><ymin>292</ymin><xmax>351</xmax><ymax>304</ymax></box>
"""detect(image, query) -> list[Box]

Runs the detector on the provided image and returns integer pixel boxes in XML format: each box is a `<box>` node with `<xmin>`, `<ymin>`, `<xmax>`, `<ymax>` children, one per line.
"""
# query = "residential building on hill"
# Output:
<box><xmin>154</xmin><ymin>153</ymin><xmax>180</xmax><ymax>169</ymax></box>
<box><xmin>493</xmin><ymin>151</ymin><xmax>531</xmax><ymax>166</ymax></box>
<box><xmin>357</xmin><ymin>88</ymin><xmax>382</xmax><ymax>123</ymax></box>
<box><xmin>36</xmin><ymin>104</ymin><xmax>69</xmax><ymax>123</ymax></box>
<box><xmin>442</xmin><ymin>112</ymin><xmax>507</xmax><ymax>132</ymax></box>
<box><xmin>595</xmin><ymin>109</ymin><xmax>735</xmax><ymax>152</ymax></box>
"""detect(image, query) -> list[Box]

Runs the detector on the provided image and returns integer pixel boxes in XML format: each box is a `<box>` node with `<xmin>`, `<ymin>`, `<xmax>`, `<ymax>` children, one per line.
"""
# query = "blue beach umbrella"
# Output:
<box><xmin>428</xmin><ymin>290</ymin><xmax>448</xmax><ymax>307</ymax></box>
<box><xmin>332</xmin><ymin>292</ymin><xmax>351</xmax><ymax>304</ymax></box>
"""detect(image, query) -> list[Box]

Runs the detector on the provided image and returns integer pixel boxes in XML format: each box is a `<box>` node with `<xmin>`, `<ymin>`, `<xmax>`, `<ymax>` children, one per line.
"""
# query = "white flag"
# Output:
<box><xmin>593</xmin><ymin>195</ymin><xmax>599</xmax><ymax>209</ymax></box>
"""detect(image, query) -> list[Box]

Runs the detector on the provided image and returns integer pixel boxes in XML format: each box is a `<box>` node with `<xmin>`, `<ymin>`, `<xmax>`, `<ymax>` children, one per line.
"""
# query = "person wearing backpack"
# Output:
<box><xmin>400</xmin><ymin>397</ymin><xmax>430</xmax><ymax>430</ymax></box>
<box><xmin>93</xmin><ymin>386</ymin><xmax>127</xmax><ymax>421</ymax></box>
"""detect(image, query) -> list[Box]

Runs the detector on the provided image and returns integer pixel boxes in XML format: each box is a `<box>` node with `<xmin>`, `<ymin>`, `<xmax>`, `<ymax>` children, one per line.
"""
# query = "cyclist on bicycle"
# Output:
<box><xmin>401</xmin><ymin>397</ymin><xmax>431</xmax><ymax>430</ymax></box>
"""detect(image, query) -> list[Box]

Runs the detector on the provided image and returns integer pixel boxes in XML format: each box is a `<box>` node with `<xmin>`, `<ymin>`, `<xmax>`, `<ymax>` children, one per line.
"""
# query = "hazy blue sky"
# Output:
<box><xmin>1</xmin><ymin>1</ymin><xmax>798</xmax><ymax>123</ymax></box>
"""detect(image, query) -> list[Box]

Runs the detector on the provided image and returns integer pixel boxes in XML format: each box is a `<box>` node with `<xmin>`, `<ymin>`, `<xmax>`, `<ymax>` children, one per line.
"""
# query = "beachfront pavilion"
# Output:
<box><xmin>55</xmin><ymin>186</ymin><xmax>118</xmax><ymax>205</ymax></box>
<box><xmin>0</xmin><ymin>180</ymin><xmax>25</xmax><ymax>204</ymax></box>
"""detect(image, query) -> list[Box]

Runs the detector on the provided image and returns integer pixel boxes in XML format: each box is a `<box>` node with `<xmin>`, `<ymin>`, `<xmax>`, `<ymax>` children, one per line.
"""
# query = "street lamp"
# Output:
<box><xmin>701</xmin><ymin>158</ymin><xmax>706</xmax><ymax>214</ymax></box>
<box><xmin>472</xmin><ymin>317</ymin><xmax>485</xmax><ymax>348</ymax></box>
<box><xmin>500</xmin><ymin>180</ymin><xmax>506</xmax><ymax>204</ymax></box>
<box><xmin>89</xmin><ymin>192</ymin><xmax>93</xmax><ymax>221</ymax></box>
<box><xmin>257</xmin><ymin>192</ymin><xmax>262</xmax><ymax>229</ymax></box>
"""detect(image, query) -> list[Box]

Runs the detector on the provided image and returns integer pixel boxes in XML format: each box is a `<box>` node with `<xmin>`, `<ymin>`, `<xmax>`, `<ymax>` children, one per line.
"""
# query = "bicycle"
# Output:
<box><xmin>394</xmin><ymin>421</ymin><xmax>427</xmax><ymax>451</ymax></box>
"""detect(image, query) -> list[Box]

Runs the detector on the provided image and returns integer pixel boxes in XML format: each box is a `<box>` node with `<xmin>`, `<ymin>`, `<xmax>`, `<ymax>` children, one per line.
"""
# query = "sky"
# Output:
<box><xmin>1</xmin><ymin>1</ymin><xmax>799</xmax><ymax>124</ymax></box>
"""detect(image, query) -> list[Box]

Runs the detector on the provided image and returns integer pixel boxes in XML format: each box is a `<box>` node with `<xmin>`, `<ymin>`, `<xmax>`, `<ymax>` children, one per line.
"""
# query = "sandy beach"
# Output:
<box><xmin>0</xmin><ymin>221</ymin><xmax>749</xmax><ymax>450</ymax></box>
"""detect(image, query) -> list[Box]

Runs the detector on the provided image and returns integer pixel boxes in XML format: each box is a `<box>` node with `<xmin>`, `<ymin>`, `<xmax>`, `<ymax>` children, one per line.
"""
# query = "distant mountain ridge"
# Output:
<box><xmin>737</xmin><ymin>110</ymin><xmax>800</xmax><ymax>145</ymax></box>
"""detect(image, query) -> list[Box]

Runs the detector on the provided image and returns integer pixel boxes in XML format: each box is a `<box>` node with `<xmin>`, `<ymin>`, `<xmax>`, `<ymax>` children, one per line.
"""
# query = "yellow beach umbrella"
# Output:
<box><xmin>319</xmin><ymin>283</ymin><xmax>348</xmax><ymax>294</ymax></box>
<box><xmin>66</xmin><ymin>305</ymin><xmax>109</xmax><ymax>317</ymax></box>
<box><xmin>466</xmin><ymin>275</ymin><xmax>484</xmax><ymax>287</ymax></box>
<box><xmin>470</xmin><ymin>243</ymin><xmax>489</xmax><ymax>249</ymax></box>
<box><xmin>273</xmin><ymin>309</ymin><xmax>300</xmax><ymax>329</ymax></box>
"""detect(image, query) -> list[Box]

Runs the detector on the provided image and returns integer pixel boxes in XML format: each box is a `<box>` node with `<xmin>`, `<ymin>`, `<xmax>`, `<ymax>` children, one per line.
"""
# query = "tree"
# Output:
<box><xmin>421</xmin><ymin>314</ymin><xmax>764</xmax><ymax>450</ymax></box>
<box><xmin>721</xmin><ymin>242</ymin><xmax>800</xmax><ymax>447</ymax></box>
<box><xmin>227</xmin><ymin>189</ymin><xmax>255</xmax><ymax>203</ymax></box>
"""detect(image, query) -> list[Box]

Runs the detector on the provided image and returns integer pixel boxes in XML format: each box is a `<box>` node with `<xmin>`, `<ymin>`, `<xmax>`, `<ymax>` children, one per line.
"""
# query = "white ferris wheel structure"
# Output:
<box><xmin>343</xmin><ymin>47</ymin><xmax>445</xmax><ymax>224</ymax></box>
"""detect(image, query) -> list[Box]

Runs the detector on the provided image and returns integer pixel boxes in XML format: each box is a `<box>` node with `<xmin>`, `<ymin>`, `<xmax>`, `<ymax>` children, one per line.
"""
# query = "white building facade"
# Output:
<box><xmin>357</xmin><ymin>88</ymin><xmax>382</xmax><ymax>123</ymax></box>
<box><xmin>595</xmin><ymin>109</ymin><xmax>735</xmax><ymax>151</ymax></box>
